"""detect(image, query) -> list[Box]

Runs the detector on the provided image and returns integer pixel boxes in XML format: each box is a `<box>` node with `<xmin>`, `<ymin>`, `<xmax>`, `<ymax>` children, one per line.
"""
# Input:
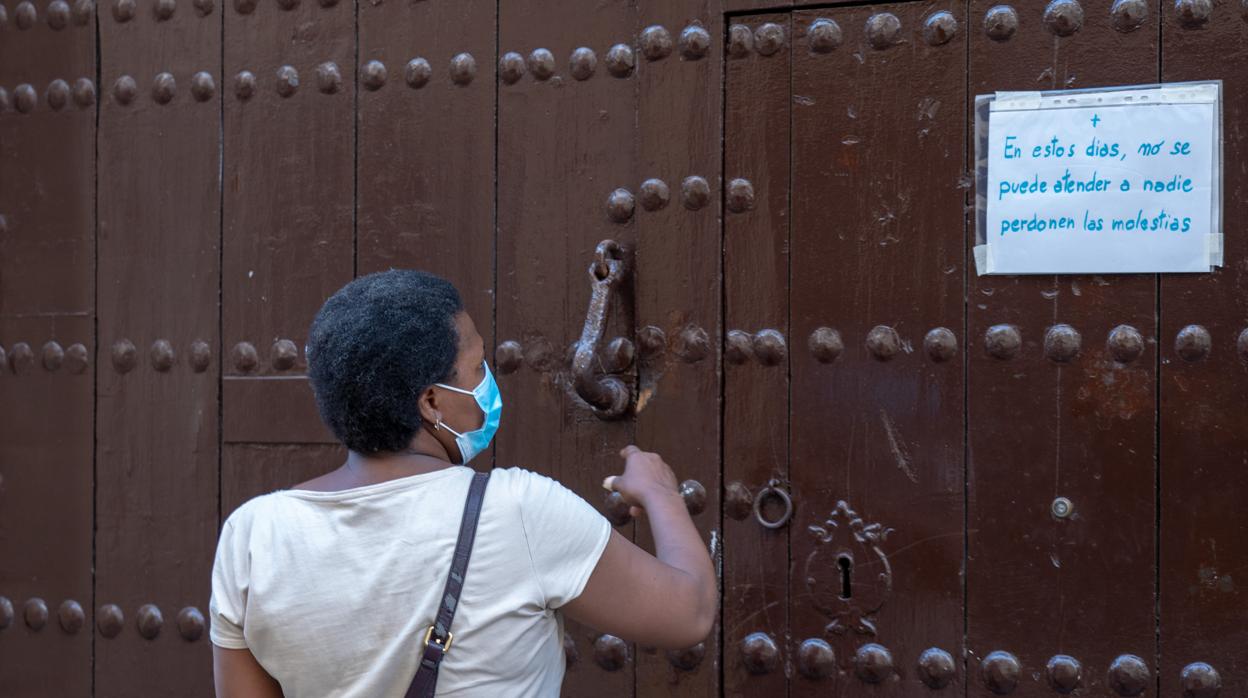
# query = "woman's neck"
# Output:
<box><xmin>292</xmin><ymin>433</ymin><xmax>455</xmax><ymax>492</ymax></box>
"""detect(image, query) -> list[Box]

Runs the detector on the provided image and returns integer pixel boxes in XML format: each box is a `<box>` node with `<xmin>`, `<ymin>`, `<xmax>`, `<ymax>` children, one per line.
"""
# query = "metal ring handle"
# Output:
<box><xmin>752</xmin><ymin>481</ymin><xmax>793</xmax><ymax>529</ymax></box>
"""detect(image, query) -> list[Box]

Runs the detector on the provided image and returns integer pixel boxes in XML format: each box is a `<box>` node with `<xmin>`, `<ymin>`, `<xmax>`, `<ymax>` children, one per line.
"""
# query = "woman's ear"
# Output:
<box><xmin>418</xmin><ymin>385</ymin><xmax>441</xmax><ymax>426</ymax></box>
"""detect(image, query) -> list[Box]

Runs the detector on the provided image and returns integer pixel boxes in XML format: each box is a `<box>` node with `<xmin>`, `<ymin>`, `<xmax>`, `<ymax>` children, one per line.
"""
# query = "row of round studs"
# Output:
<box><xmin>736</xmin><ymin>635</ymin><xmax>1220</xmax><ymax>696</ymax></box>
<box><xmin>731</xmin><ymin>14</ymin><xmax>958</xmax><ymax>55</ymax></box>
<box><xmin>6</xmin><ymin>324</ymin><xmax>1245</xmax><ymax>376</ymax></box>
<box><xmin>491</xmin><ymin>324</ymin><xmax>1248</xmax><ymax>372</ymax></box>
<box><xmin>730</xmin><ymin>0</ymin><xmax>1247</xmax><ymax>57</ymax></box>
<box><xmin>0</xmin><ymin>596</ymin><xmax>204</xmax><ymax>641</ymax></box>
<box><xmin>0</xmin><ymin>0</ymin><xmax>94</xmax><ymax>29</ymax></box>
<box><xmin>2</xmin><ymin>0</ymin><xmax>1242</xmax><ymax>41</ymax></box>
<box><xmin>2</xmin><ymin>599</ymin><xmax>1222</xmax><ymax>693</ymax></box>
<box><xmin>575</xmin><ymin>633</ymin><xmax>706</xmax><ymax>672</ymax></box>
<box><xmin>0</xmin><ymin>39</ymin><xmax>683</xmax><ymax>112</ymax></box>
<box><xmin>0</xmin><ymin>339</ymin><xmax>300</xmax><ymax>374</ymax></box>
<box><xmin>8</xmin><ymin>4</ymin><xmax>1248</xmax><ymax>110</ymax></box>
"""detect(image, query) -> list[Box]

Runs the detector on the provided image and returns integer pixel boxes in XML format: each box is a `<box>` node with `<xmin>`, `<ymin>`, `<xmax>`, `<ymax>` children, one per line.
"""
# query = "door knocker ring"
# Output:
<box><xmin>753</xmin><ymin>480</ymin><xmax>793</xmax><ymax>529</ymax></box>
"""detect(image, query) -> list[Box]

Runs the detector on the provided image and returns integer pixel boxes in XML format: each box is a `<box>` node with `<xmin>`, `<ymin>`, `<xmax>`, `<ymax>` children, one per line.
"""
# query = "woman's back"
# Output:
<box><xmin>211</xmin><ymin>272</ymin><xmax>715</xmax><ymax>697</ymax></box>
<box><xmin>210</xmin><ymin>466</ymin><xmax>611</xmax><ymax>697</ymax></box>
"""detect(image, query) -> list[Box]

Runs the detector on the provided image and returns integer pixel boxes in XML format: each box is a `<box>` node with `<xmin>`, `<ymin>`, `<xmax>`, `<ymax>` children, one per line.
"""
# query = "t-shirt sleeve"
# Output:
<box><xmin>511</xmin><ymin>469</ymin><xmax>612</xmax><ymax>609</ymax></box>
<box><xmin>209</xmin><ymin>517</ymin><xmax>251</xmax><ymax>649</ymax></box>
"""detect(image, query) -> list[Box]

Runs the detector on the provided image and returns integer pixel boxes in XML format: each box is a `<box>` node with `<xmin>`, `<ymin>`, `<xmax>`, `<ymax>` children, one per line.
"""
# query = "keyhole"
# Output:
<box><xmin>838</xmin><ymin>554</ymin><xmax>853</xmax><ymax>600</ymax></box>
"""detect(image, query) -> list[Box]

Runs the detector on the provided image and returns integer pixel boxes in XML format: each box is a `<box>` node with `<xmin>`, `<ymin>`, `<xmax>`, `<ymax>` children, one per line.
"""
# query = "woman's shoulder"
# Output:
<box><xmin>489</xmin><ymin>467</ymin><xmax>604</xmax><ymax>522</ymax></box>
<box><xmin>487</xmin><ymin>466</ymin><xmax>543</xmax><ymax>486</ymax></box>
<box><xmin>488</xmin><ymin>467</ymin><xmax>580</xmax><ymax>498</ymax></box>
<box><xmin>219</xmin><ymin>490</ymin><xmax>286</xmax><ymax>536</ymax></box>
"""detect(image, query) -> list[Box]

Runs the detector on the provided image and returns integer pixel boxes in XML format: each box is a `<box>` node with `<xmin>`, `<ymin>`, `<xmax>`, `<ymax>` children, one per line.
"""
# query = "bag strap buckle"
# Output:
<box><xmin>423</xmin><ymin>625</ymin><xmax>454</xmax><ymax>654</ymax></box>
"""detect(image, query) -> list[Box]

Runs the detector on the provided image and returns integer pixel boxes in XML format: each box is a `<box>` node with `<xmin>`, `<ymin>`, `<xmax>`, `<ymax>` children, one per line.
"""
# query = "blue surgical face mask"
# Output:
<box><xmin>434</xmin><ymin>361</ymin><xmax>502</xmax><ymax>465</ymax></box>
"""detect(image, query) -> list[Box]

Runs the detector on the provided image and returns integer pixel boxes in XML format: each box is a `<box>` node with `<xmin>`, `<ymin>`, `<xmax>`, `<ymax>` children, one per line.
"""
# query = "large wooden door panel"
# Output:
<box><xmin>724</xmin><ymin>5</ymin><xmax>967</xmax><ymax>694</ymax></box>
<box><xmin>5</xmin><ymin>1</ymin><xmax>1248</xmax><ymax>695</ymax></box>
<box><xmin>967</xmin><ymin>1</ymin><xmax>1159</xmax><ymax>695</ymax></box>
<box><xmin>496</xmin><ymin>3</ymin><xmax>638</xmax><ymax>695</ymax></box>
<box><xmin>96</xmin><ymin>0</ymin><xmax>222</xmax><ymax>690</ymax></box>
<box><xmin>1159</xmin><ymin>3</ymin><xmax>1248</xmax><ymax>696</ymax></box>
<box><xmin>0</xmin><ymin>4</ymin><xmax>95</xmax><ymax>694</ymax></box>
<box><xmin>722</xmin><ymin>11</ymin><xmax>792</xmax><ymax>697</ymax></box>
<box><xmin>221</xmin><ymin>0</ymin><xmax>356</xmax><ymax>513</ymax></box>
<box><xmin>790</xmin><ymin>3</ymin><xmax>967</xmax><ymax>695</ymax></box>
<box><xmin>356</xmin><ymin>0</ymin><xmax>496</xmax><ymax>325</ymax></box>
<box><xmin>633</xmin><ymin>3</ymin><xmax>724</xmax><ymax>697</ymax></box>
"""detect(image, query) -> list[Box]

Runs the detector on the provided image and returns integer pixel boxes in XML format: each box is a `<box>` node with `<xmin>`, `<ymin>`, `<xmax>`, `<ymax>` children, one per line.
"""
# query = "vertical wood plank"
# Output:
<box><xmin>356</xmin><ymin>0</ymin><xmax>495</xmax><ymax>334</ymax></box>
<box><xmin>721</xmin><ymin>11</ymin><xmax>790</xmax><ymax>698</ymax></box>
<box><xmin>496</xmin><ymin>2</ymin><xmax>637</xmax><ymax>694</ymax></box>
<box><xmin>632</xmin><ymin>4</ymin><xmax>723</xmax><ymax>698</ymax></box>
<box><xmin>1159</xmin><ymin>3</ymin><xmax>1248</xmax><ymax>695</ymax></box>
<box><xmin>967</xmin><ymin>0</ymin><xmax>1159</xmax><ymax>694</ymax></box>
<box><xmin>0</xmin><ymin>1</ymin><xmax>95</xmax><ymax>693</ymax></box>
<box><xmin>790</xmin><ymin>3</ymin><xmax>966</xmax><ymax>695</ymax></box>
<box><xmin>95</xmin><ymin>0</ymin><xmax>221</xmax><ymax>692</ymax></box>
<box><xmin>222</xmin><ymin>0</ymin><xmax>356</xmax><ymax>505</ymax></box>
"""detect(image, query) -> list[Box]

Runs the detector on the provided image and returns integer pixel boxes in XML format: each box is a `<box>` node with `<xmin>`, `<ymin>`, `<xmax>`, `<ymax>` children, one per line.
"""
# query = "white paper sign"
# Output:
<box><xmin>979</xmin><ymin>83</ymin><xmax>1221</xmax><ymax>274</ymax></box>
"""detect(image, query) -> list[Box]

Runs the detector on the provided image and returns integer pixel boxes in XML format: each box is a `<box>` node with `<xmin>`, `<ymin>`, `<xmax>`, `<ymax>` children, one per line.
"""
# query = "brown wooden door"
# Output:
<box><xmin>964</xmin><ymin>1</ymin><xmax>1158</xmax><ymax>695</ymax></box>
<box><xmin>0</xmin><ymin>3</ymin><xmax>95</xmax><ymax>693</ymax></box>
<box><xmin>94</xmin><ymin>4</ymin><xmax>221</xmax><ymax>693</ymax></box>
<box><xmin>3</xmin><ymin>0</ymin><xmax>1248</xmax><ymax>696</ymax></box>
<box><xmin>495</xmin><ymin>3</ymin><xmax>721</xmax><ymax>695</ymax></box>
<box><xmin>719</xmin><ymin>1</ymin><xmax>1247</xmax><ymax>697</ymax></box>
<box><xmin>725</xmin><ymin>5</ymin><xmax>966</xmax><ymax>695</ymax></box>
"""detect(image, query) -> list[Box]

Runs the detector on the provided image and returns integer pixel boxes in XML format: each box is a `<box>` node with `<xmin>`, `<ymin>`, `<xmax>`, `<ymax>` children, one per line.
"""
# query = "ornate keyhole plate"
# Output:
<box><xmin>806</xmin><ymin>500</ymin><xmax>894</xmax><ymax>639</ymax></box>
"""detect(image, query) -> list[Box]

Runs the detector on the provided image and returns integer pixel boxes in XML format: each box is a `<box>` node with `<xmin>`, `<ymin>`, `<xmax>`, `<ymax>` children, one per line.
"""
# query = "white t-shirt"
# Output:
<box><xmin>209</xmin><ymin>466</ymin><xmax>612</xmax><ymax>697</ymax></box>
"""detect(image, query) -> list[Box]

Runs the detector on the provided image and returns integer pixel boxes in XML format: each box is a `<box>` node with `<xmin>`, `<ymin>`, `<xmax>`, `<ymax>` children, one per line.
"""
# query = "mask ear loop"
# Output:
<box><xmin>433</xmin><ymin>414</ymin><xmax>466</xmax><ymax>438</ymax></box>
<box><xmin>435</xmin><ymin>383</ymin><xmax>475</xmax><ymax>396</ymax></box>
<box><xmin>431</xmin><ymin>379</ymin><xmax>478</xmax><ymax>440</ymax></box>
<box><xmin>432</xmin><ymin>417</ymin><xmax>467</xmax><ymax>465</ymax></box>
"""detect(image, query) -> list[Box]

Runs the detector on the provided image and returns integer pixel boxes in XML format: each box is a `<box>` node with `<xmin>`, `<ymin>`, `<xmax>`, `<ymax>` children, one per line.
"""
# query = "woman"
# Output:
<box><xmin>210</xmin><ymin>270</ymin><xmax>716</xmax><ymax>697</ymax></box>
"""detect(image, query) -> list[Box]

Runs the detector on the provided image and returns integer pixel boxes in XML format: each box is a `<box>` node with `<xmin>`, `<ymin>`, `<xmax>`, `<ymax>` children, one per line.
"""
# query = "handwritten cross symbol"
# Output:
<box><xmin>1091</xmin><ymin>114</ymin><xmax>1100</xmax><ymax>127</ymax></box>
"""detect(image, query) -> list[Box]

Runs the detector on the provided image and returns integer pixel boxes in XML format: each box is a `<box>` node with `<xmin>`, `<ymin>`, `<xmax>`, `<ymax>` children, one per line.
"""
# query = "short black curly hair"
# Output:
<box><xmin>306</xmin><ymin>269</ymin><xmax>463</xmax><ymax>454</ymax></box>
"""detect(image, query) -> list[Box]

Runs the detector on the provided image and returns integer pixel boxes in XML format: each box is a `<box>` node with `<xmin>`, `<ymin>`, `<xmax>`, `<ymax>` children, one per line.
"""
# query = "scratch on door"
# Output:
<box><xmin>879</xmin><ymin>409</ymin><xmax>918</xmax><ymax>484</ymax></box>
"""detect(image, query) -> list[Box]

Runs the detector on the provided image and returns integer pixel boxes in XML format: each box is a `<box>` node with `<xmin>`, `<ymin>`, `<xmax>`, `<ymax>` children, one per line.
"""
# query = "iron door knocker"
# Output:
<box><xmin>572</xmin><ymin>240</ymin><xmax>632</xmax><ymax>420</ymax></box>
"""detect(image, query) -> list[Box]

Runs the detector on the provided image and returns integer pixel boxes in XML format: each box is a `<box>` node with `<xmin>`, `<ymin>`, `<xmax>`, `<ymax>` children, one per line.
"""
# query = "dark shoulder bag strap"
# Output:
<box><xmin>405</xmin><ymin>470</ymin><xmax>491</xmax><ymax>698</ymax></box>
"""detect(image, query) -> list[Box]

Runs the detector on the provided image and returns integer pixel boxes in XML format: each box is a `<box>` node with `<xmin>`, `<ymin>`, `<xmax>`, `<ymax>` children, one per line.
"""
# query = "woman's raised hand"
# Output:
<box><xmin>603</xmin><ymin>445</ymin><xmax>680</xmax><ymax>519</ymax></box>
<box><xmin>568</xmin><ymin>444</ymin><xmax>717</xmax><ymax>649</ymax></box>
